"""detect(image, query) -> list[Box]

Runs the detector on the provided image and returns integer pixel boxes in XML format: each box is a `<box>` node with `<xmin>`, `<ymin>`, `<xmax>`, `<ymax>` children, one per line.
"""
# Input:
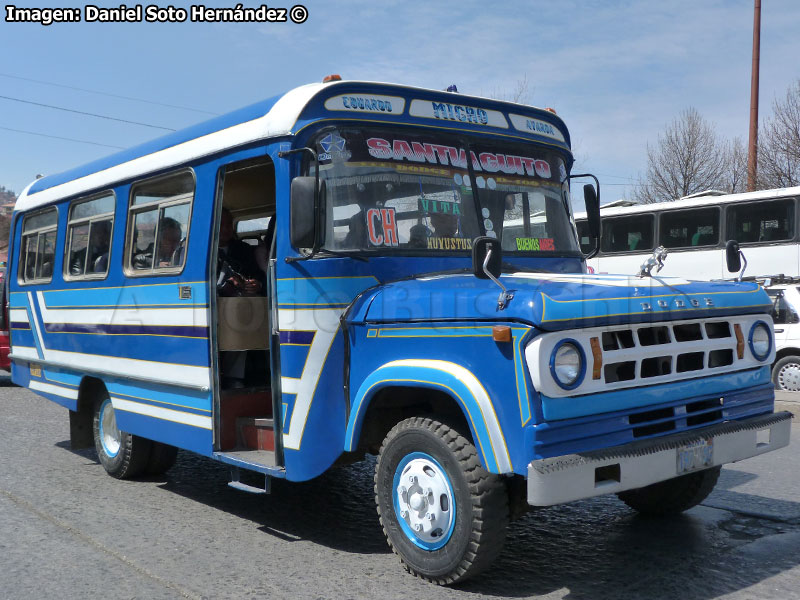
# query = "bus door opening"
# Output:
<box><xmin>214</xmin><ymin>156</ymin><xmax>278</xmax><ymax>464</ymax></box>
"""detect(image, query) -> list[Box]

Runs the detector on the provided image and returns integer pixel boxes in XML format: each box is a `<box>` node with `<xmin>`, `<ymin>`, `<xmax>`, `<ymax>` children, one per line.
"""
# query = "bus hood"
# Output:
<box><xmin>360</xmin><ymin>272</ymin><xmax>771</xmax><ymax>331</ymax></box>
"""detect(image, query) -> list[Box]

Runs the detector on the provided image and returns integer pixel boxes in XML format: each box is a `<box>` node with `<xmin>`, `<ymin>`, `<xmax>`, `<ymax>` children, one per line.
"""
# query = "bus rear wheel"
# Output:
<box><xmin>616</xmin><ymin>466</ymin><xmax>721</xmax><ymax>516</ymax></box>
<box><xmin>92</xmin><ymin>396</ymin><xmax>152</xmax><ymax>479</ymax></box>
<box><xmin>374</xmin><ymin>417</ymin><xmax>508</xmax><ymax>585</ymax></box>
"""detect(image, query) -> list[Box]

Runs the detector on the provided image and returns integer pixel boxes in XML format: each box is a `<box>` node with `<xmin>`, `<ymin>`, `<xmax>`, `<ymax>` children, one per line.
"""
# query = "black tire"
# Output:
<box><xmin>92</xmin><ymin>395</ymin><xmax>152</xmax><ymax>479</ymax></box>
<box><xmin>617</xmin><ymin>466</ymin><xmax>721</xmax><ymax>516</ymax></box>
<box><xmin>772</xmin><ymin>355</ymin><xmax>800</xmax><ymax>391</ymax></box>
<box><xmin>145</xmin><ymin>442</ymin><xmax>179</xmax><ymax>475</ymax></box>
<box><xmin>374</xmin><ymin>417</ymin><xmax>508</xmax><ymax>585</ymax></box>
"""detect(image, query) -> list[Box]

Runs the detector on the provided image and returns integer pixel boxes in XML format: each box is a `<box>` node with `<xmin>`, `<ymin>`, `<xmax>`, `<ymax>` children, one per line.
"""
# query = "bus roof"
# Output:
<box><xmin>574</xmin><ymin>185</ymin><xmax>800</xmax><ymax>220</ymax></box>
<box><xmin>15</xmin><ymin>80</ymin><xmax>572</xmax><ymax>214</ymax></box>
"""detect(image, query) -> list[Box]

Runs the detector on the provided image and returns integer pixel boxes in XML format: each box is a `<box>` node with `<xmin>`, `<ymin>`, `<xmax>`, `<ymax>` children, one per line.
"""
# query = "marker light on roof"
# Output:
<box><xmin>545</xmin><ymin>107</ymin><xmax>557</xmax><ymax>114</ymax></box>
<box><xmin>323</xmin><ymin>74</ymin><xmax>342</xmax><ymax>83</ymax></box>
<box><xmin>446</xmin><ymin>84</ymin><xmax>459</xmax><ymax>92</ymax></box>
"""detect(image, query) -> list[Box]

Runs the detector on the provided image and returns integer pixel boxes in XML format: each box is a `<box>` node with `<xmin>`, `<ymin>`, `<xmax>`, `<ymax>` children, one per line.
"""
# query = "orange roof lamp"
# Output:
<box><xmin>322</xmin><ymin>74</ymin><xmax>342</xmax><ymax>83</ymax></box>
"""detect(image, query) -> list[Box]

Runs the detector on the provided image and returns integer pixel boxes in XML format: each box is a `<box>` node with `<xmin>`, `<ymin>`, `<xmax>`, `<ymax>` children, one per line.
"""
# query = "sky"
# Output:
<box><xmin>0</xmin><ymin>0</ymin><xmax>798</xmax><ymax>204</ymax></box>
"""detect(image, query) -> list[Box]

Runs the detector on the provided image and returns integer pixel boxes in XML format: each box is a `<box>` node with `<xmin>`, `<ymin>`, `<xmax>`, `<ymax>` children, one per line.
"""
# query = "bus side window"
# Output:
<box><xmin>126</xmin><ymin>171</ymin><xmax>194</xmax><ymax>275</ymax></box>
<box><xmin>19</xmin><ymin>208</ymin><xmax>58</xmax><ymax>284</ymax></box>
<box><xmin>729</xmin><ymin>199</ymin><xmax>795</xmax><ymax>244</ymax></box>
<box><xmin>65</xmin><ymin>193</ymin><xmax>115</xmax><ymax>278</ymax></box>
<box><xmin>659</xmin><ymin>207</ymin><xmax>720</xmax><ymax>249</ymax></box>
<box><xmin>601</xmin><ymin>214</ymin><xmax>654</xmax><ymax>254</ymax></box>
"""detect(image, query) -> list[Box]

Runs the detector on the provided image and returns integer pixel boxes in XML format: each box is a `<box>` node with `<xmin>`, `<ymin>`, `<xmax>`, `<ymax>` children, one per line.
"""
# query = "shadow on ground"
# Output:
<box><xmin>55</xmin><ymin>441</ymin><xmax>800</xmax><ymax>599</ymax></box>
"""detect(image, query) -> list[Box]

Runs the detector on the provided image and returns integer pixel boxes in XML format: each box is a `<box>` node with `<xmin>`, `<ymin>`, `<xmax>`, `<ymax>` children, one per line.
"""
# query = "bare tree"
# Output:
<box><xmin>721</xmin><ymin>136</ymin><xmax>748</xmax><ymax>194</ymax></box>
<box><xmin>634</xmin><ymin>108</ymin><xmax>729</xmax><ymax>204</ymax></box>
<box><xmin>758</xmin><ymin>79</ymin><xmax>800</xmax><ymax>188</ymax></box>
<box><xmin>483</xmin><ymin>74</ymin><xmax>533</xmax><ymax>105</ymax></box>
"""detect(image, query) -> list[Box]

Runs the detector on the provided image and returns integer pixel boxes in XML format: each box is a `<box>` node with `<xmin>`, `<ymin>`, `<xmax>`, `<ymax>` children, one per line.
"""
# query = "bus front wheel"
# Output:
<box><xmin>92</xmin><ymin>396</ymin><xmax>152</xmax><ymax>479</ymax></box>
<box><xmin>374</xmin><ymin>416</ymin><xmax>508</xmax><ymax>585</ymax></box>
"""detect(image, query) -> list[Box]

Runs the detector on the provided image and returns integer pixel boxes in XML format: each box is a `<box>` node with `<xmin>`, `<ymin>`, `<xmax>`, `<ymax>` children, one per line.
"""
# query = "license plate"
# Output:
<box><xmin>676</xmin><ymin>438</ymin><xmax>714</xmax><ymax>474</ymax></box>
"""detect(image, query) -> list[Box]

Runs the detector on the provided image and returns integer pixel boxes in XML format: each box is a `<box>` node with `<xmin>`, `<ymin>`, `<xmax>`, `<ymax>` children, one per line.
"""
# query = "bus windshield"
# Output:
<box><xmin>307</xmin><ymin>127</ymin><xmax>578</xmax><ymax>256</ymax></box>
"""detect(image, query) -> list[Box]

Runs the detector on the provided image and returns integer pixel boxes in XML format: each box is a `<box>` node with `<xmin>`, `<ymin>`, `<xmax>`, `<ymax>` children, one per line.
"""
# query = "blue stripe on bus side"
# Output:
<box><xmin>107</xmin><ymin>381</ymin><xmax>212</xmax><ymax>414</ymax></box>
<box><xmin>44</xmin><ymin>322</ymin><xmax>208</xmax><ymax>338</ymax></box>
<box><xmin>39</xmin><ymin>333</ymin><xmax>210</xmax><ymax>366</ymax></box>
<box><xmin>113</xmin><ymin>410</ymin><xmax>212</xmax><ymax>456</ymax></box>
<box><xmin>41</xmin><ymin>282</ymin><xmax>208</xmax><ymax>308</ymax></box>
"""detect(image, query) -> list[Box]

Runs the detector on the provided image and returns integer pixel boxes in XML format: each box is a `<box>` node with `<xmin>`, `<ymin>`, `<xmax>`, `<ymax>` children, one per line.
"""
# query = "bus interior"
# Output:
<box><xmin>214</xmin><ymin>155</ymin><xmax>279</xmax><ymax>466</ymax></box>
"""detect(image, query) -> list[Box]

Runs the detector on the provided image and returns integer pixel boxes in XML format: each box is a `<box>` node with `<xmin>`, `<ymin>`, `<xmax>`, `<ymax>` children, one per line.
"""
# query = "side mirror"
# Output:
<box><xmin>570</xmin><ymin>173</ymin><xmax>601</xmax><ymax>259</ymax></box>
<box><xmin>583</xmin><ymin>184</ymin><xmax>601</xmax><ymax>256</ymax></box>
<box><xmin>290</xmin><ymin>177</ymin><xmax>325</xmax><ymax>249</ymax></box>
<box><xmin>472</xmin><ymin>236</ymin><xmax>502</xmax><ymax>280</ymax></box>
<box><xmin>725</xmin><ymin>240</ymin><xmax>742</xmax><ymax>273</ymax></box>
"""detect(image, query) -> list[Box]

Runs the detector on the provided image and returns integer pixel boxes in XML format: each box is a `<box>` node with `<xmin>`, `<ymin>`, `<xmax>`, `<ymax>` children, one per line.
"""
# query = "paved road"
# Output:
<box><xmin>3</xmin><ymin>378</ymin><xmax>800</xmax><ymax>600</ymax></box>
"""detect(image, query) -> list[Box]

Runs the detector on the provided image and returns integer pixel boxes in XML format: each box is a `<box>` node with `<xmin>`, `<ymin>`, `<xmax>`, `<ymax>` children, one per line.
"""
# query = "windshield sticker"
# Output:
<box><xmin>324</xmin><ymin>94</ymin><xmax>405</xmax><ymax>114</ymax></box>
<box><xmin>427</xmin><ymin>237</ymin><xmax>473</xmax><ymax>250</ymax></box>
<box><xmin>318</xmin><ymin>132</ymin><xmax>351</xmax><ymax>162</ymax></box>
<box><xmin>365</xmin><ymin>138</ymin><xmax>552</xmax><ymax>179</ymax></box>
<box><xmin>409</xmin><ymin>99</ymin><xmax>508</xmax><ymax>129</ymax></box>
<box><xmin>507</xmin><ymin>114</ymin><xmax>566</xmax><ymax>143</ymax></box>
<box><xmin>515</xmin><ymin>237</ymin><xmax>555</xmax><ymax>251</ymax></box>
<box><xmin>366</xmin><ymin>208</ymin><xmax>399</xmax><ymax>247</ymax></box>
<box><xmin>418</xmin><ymin>198</ymin><xmax>460</xmax><ymax>215</ymax></box>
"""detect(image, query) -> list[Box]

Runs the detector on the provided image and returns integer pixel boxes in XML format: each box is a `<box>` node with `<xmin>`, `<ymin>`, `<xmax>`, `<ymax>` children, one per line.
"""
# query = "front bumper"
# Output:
<box><xmin>527</xmin><ymin>411</ymin><xmax>792</xmax><ymax>506</ymax></box>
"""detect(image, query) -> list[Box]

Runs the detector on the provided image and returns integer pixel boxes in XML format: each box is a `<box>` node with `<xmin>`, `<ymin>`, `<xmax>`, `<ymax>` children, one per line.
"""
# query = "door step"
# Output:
<box><xmin>215</xmin><ymin>449</ymin><xmax>282</xmax><ymax>474</ymax></box>
<box><xmin>237</xmin><ymin>416</ymin><xmax>274</xmax><ymax>451</ymax></box>
<box><xmin>228</xmin><ymin>466</ymin><xmax>271</xmax><ymax>495</ymax></box>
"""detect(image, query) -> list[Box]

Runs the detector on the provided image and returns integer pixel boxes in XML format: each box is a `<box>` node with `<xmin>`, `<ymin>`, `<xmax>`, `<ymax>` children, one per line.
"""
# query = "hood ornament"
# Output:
<box><xmin>637</xmin><ymin>246</ymin><xmax>668</xmax><ymax>278</ymax></box>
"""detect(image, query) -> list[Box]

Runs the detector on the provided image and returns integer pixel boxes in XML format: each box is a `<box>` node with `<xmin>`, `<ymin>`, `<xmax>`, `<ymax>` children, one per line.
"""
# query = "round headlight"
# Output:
<box><xmin>550</xmin><ymin>340</ymin><xmax>586</xmax><ymax>390</ymax></box>
<box><xmin>749</xmin><ymin>321</ymin><xmax>772</xmax><ymax>361</ymax></box>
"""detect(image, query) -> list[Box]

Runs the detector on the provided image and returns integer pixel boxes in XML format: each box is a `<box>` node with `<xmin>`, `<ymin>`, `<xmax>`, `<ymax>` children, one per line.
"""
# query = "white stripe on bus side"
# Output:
<box><xmin>111</xmin><ymin>397</ymin><xmax>212</xmax><ymax>430</ymax></box>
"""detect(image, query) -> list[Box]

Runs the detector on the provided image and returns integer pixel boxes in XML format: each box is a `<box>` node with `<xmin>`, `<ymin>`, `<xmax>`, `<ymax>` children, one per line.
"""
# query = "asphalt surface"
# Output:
<box><xmin>3</xmin><ymin>375</ymin><xmax>800</xmax><ymax>600</ymax></box>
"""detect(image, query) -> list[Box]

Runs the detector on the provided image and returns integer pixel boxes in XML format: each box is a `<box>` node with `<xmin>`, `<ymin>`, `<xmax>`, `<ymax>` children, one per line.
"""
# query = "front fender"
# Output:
<box><xmin>344</xmin><ymin>359</ymin><xmax>513</xmax><ymax>474</ymax></box>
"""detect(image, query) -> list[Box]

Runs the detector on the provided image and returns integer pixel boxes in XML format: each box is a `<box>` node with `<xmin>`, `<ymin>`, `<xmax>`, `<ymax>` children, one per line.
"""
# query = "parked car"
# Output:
<box><xmin>764</xmin><ymin>279</ymin><xmax>800</xmax><ymax>390</ymax></box>
<box><xmin>0</xmin><ymin>267</ymin><xmax>9</xmax><ymax>372</ymax></box>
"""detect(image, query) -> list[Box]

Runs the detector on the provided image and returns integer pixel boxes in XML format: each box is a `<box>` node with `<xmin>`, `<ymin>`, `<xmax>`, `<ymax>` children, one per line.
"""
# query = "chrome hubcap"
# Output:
<box><xmin>778</xmin><ymin>363</ymin><xmax>800</xmax><ymax>392</ymax></box>
<box><xmin>395</xmin><ymin>456</ymin><xmax>454</xmax><ymax>546</ymax></box>
<box><xmin>100</xmin><ymin>401</ymin><xmax>121</xmax><ymax>457</ymax></box>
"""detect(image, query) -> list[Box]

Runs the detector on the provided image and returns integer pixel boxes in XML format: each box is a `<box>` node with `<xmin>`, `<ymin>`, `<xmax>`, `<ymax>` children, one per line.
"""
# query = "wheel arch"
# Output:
<box><xmin>345</xmin><ymin>360</ymin><xmax>512</xmax><ymax>474</ymax></box>
<box><xmin>69</xmin><ymin>376</ymin><xmax>108</xmax><ymax>449</ymax></box>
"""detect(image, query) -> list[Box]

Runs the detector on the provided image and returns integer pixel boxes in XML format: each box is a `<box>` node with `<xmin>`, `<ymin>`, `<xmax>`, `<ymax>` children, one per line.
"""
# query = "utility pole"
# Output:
<box><xmin>747</xmin><ymin>0</ymin><xmax>761</xmax><ymax>192</ymax></box>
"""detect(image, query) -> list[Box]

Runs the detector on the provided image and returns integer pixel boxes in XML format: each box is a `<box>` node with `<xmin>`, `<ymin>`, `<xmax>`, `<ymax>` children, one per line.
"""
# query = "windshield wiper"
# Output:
<box><xmin>286</xmin><ymin>249</ymin><xmax>369</xmax><ymax>263</ymax></box>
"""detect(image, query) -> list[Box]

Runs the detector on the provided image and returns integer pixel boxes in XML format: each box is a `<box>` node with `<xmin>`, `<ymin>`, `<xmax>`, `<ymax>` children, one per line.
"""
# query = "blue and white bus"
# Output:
<box><xmin>6</xmin><ymin>77</ymin><xmax>791</xmax><ymax>584</ymax></box>
<box><xmin>575</xmin><ymin>186</ymin><xmax>800</xmax><ymax>280</ymax></box>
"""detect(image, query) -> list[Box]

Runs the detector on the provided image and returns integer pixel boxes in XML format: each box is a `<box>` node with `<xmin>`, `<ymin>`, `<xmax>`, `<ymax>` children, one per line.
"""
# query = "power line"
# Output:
<box><xmin>0</xmin><ymin>95</ymin><xmax>175</xmax><ymax>131</ymax></box>
<box><xmin>0</xmin><ymin>72</ymin><xmax>219</xmax><ymax>116</ymax></box>
<box><xmin>0</xmin><ymin>125</ymin><xmax>125</xmax><ymax>149</ymax></box>
<box><xmin>595</xmin><ymin>173</ymin><xmax>638</xmax><ymax>181</ymax></box>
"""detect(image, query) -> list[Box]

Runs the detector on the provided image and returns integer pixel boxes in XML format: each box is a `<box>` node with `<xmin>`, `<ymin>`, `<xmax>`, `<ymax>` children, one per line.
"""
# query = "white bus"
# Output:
<box><xmin>576</xmin><ymin>186</ymin><xmax>800</xmax><ymax>280</ymax></box>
